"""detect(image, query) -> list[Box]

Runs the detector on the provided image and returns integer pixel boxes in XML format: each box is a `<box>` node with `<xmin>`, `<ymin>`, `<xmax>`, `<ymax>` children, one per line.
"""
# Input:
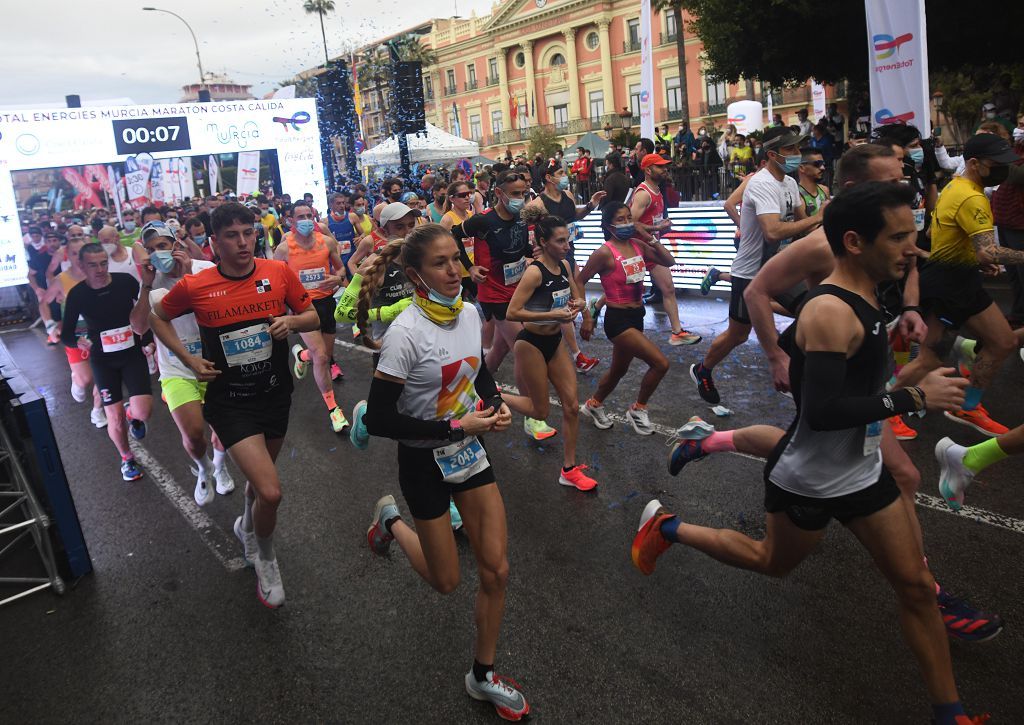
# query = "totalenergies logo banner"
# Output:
<box><xmin>865</xmin><ymin>0</ymin><xmax>931</xmax><ymax>135</ymax></box>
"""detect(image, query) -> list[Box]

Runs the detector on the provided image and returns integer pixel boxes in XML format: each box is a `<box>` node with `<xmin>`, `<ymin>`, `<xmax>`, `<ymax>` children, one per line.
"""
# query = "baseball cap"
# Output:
<box><xmin>640</xmin><ymin>153</ymin><xmax>670</xmax><ymax>170</ymax></box>
<box><xmin>141</xmin><ymin>220</ymin><xmax>175</xmax><ymax>242</ymax></box>
<box><xmin>964</xmin><ymin>134</ymin><xmax>1019</xmax><ymax>164</ymax></box>
<box><xmin>379</xmin><ymin>202</ymin><xmax>418</xmax><ymax>227</ymax></box>
<box><xmin>982</xmin><ymin>102</ymin><xmax>996</xmax><ymax>112</ymax></box>
<box><xmin>762</xmin><ymin>125</ymin><xmax>807</xmax><ymax>150</ymax></box>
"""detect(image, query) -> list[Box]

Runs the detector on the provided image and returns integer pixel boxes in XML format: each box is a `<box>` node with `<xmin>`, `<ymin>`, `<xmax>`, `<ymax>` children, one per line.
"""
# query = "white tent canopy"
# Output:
<box><xmin>359</xmin><ymin>122</ymin><xmax>479</xmax><ymax>167</ymax></box>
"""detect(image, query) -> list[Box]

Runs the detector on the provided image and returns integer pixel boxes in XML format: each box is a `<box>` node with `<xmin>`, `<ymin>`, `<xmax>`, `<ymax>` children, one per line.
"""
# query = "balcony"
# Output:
<box><xmin>488</xmin><ymin>114</ymin><xmax>637</xmax><ymax>147</ymax></box>
<box><xmin>465</xmin><ymin>80</ymin><xmax>478</xmax><ymax>92</ymax></box>
<box><xmin>699</xmin><ymin>101</ymin><xmax>727</xmax><ymax>116</ymax></box>
<box><xmin>444</xmin><ymin>85</ymin><xmax>457</xmax><ymax>96</ymax></box>
<box><xmin>761</xmin><ymin>86</ymin><xmax>811</xmax><ymax>107</ymax></box>
<box><xmin>623</xmin><ymin>39</ymin><xmax>641</xmax><ymax>53</ymax></box>
<box><xmin>659</xmin><ymin>30</ymin><xmax>679</xmax><ymax>45</ymax></box>
<box><xmin>485</xmin><ymin>75</ymin><xmax>500</xmax><ymax>87</ymax></box>
<box><xmin>660</xmin><ymin>107</ymin><xmax>685</xmax><ymax>121</ymax></box>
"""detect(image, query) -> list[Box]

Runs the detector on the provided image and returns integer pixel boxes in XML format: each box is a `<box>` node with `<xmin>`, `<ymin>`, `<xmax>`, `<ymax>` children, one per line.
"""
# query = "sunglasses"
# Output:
<box><xmin>801</xmin><ymin>160</ymin><xmax>826</xmax><ymax>168</ymax></box>
<box><xmin>452</xmin><ymin>191</ymin><xmax>473</xmax><ymax>198</ymax></box>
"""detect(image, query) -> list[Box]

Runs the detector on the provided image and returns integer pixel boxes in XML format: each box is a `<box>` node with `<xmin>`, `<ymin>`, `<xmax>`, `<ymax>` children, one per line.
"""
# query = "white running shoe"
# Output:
<box><xmin>233</xmin><ymin>516</ymin><xmax>257</xmax><ymax>567</ymax></box>
<box><xmin>626</xmin><ymin>406</ymin><xmax>655</xmax><ymax>435</ymax></box>
<box><xmin>935</xmin><ymin>437</ymin><xmax>973</xmax><ymax>512</ymax></box>
<box><xmin>90</xmin><ymin>407</ymin><xmax>108</xmax><ymax>429</ymax></box>
<box><xmin>144</xmin><ymin>344</ymin><xmax>158</xmax><ymax>375</ymax></box>
<box><xmin>291</xmin><ymin>344</ymin><xmax>308</xmax><ymax>379</ymax></box>
<box><xmin>194</xmin><ymin>474</ymin><xmax>215</xmax><ymax>507</ymax></box>
<box><xmin>254</xmin><ymin>555</ymin><xmax>285</xmax><ymax>608</ymax></box>
<box><xmin>580</xmin><ymin>400</ymin><xmax>613</xmax><ymax>430</ymax></box>
<box><xmin>71</xmin><ymin>382</ymin><xmax>87</xmax><ymax>403</ymax></box>
<box><xmin>214</xmin><ymin>466</ymin><xmax>235</xmax><ymax>495</ymax></box>
<box><xmin>464</xmin><ymin>670</ymin><xmax>530</xmax><ymax>721</ymax></box>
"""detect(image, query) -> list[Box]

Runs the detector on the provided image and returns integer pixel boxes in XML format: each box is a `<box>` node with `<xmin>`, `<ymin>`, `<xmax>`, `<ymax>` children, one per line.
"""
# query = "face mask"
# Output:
<box><xmin>612</xmin><ymin>224</ymin><xmax>635</xmax><ymax>241</ymax></box>
<box><xmin>984</xmin><ymin>164</ymin><xmax>1010</xmax><ymax>186</ymax></box>
<box><xmin>124</xmin><ymin>221</ymin><xmax>136</xmax><ymax>232</ymax></box>
<box><xmin>504</xmin><ymin>197</ymin><xmax>525</xmax><ymax>216</ymax></box>
<box><xmin>985</xmin><ymin>111</ymin><xmax>997</xmax><ymax>120</ymax></box>
<box><xmin>296</xmin><ymin>219</ymin><xmax>316</xmax><ymax>236</ymax></box>
<box><xmin>908</xmin><ymin>148</ymin><xmax>925</xmax><ymax>166</ymax></box>
<box><xmin>166</xmin><ymin>219</ymin><xmax>180</xmax><ymax>235</ymax></box>
<box><xmin>389</xmin><ymin>192</ymin><xmax>403</xmax><ymax>201</ymax></box>
<box><xmin>193</xmin><ymin>234</ymin><xmax>207</xmax><ymax>245</ymax></box>
<box><xmin>149</xmin><ymin>250</ymin><xmax>176</xmax><ymax>274</ymax></box>
<box><xmin>557</xmin><ymin>176</ymin><xmax>570</xmax><ymax>190</ymax></box>
<box><xmin>102</xmin><ymin>243</ymin><xmax>118</xmax><ymax>255</ymax></box>
<box><xmin>775</xmin><ymin>154</ymin><xmax>802</xmax><ymax>173</ymax></box>
<box><xmin>354</xmin><ymin>207</ymin><xmax>366</xmax><ymax>216</ymax></box>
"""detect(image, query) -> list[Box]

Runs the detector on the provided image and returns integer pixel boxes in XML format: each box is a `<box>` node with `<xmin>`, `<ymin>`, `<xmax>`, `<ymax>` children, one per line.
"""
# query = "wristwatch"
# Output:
<box><xmin>448</xmin><ymin>418</ymin><xmax>466</xmax><ymax>442</ymax></box>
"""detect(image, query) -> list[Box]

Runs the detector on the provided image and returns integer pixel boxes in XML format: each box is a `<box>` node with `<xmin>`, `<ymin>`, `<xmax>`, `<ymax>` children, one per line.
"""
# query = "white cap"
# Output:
<box><xmin>379</xmin><ymin>202</ymin><xmax>418</xmax><ymax>228</ymax></box>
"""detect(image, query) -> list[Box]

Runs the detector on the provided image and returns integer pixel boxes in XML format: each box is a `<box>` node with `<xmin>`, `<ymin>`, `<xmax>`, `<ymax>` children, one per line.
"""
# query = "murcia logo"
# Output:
<box><xmin>255</xmin><ymin>278</ymin><xmax>272</xmax><ymax>293</ymax></box>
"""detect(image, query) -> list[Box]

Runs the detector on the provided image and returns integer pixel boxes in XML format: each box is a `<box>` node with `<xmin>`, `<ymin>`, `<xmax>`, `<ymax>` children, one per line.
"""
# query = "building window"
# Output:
<box><xmin>589</xmin><ymin>90</ymin><xmax>604</xmax><ymax>120</ymax></box>
<box><xmin>550</xmin><ymin>53</ymin><xmax>566</xmax><ymax>67</ymax></box>
<box><xmin>514</xmin><ymin>51</ymin><xmax>525</xmax><ymax>68</ymax></box>
<box><xmin>446</xmin><ymin>69</ymin><xmax>456</xmax><ymax>93</ymax></box>
<box><xmin>585</xmin><ymin>31</ymin><xmax>599</xmax><ymax>50</ymax></box>
<box><xmin>706</xmin><ymin>77</ymin><xmax>727</xmax><ymax>107</ymax></box>
<box><xmin>467</xmin><ymin>64</ymin><xmax>477</xmax><ymax>84</ymax></box>
<box><xmin>627</xmin><ymin>18</ymin><xmax>640</xmax><ymax>46</ymax></box>
<box><xmin>551</xmin><ymin>104</ymin><xmax>568</xmax><ymax>130</ymax></box>
<box><xmin>469</xmin><ymin>114</ymin><xmax>482</xmax><ymax>141</ymax></box>
<box><xmin>666</xmin><ymin>76</ymin><xmax>682</xmax><ymax>114</ymax></box>
<box><xmin>488</xmin><ymin>57</ymin><xmax>498</xmax><ymax>81</ymax></box>
<box><xmin>424</xmin><ymin>75</ymin><xmax>433</xmax><ymax>99</ymax></box>
<box><xmin>629</xmin><ymin>82</ymin><xmax>641</xmax><ymax>118</ymax></box>
<box><xmin>665</xmin><ymin>11</ymin><xmax>678</xmax><ymax>40</ymax></box>
<box><xmin>491</xmin><ymin>109</ymin><xmax>503</xmax><ymax>134</ymax></box>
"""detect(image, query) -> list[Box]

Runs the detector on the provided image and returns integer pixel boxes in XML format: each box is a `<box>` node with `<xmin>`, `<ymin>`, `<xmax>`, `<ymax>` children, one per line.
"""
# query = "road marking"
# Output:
<box><xmin>128</xmin><ymin>440</ymin><xmax>248</xmax><ymax>571</ymax></box>
<box><xmin>333</xmin><ymin>337</ymin><xmax>1024</xmax><ymax>536</ymax></box>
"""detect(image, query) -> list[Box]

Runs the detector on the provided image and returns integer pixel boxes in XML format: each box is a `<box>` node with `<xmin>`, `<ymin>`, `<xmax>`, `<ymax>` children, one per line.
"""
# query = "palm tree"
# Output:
<box><xmin>275</xmin><ymin>76</ymin><xmax>320</xmax><ymax>98</ymax></box>
<box><xmin>303</xmin><ymin>0</ymin><xmax>336</xmax><ymax>66</ymax></box>
<box><xmin>362</xmin><ymin>34</ymin><xmax>438</xmax><ymax>137</ymax></box>
<box><xmin>652</xmin><ymin>0</ymin><xmax>691</xmax><ymax>128</ymax></box>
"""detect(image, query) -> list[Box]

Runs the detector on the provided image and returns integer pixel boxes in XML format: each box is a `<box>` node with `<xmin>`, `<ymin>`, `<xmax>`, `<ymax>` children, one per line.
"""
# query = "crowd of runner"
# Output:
<box><xmin>19</xmin><ymin>120</ymin><xmax>1024</xmax><ymax>724</ymax></box>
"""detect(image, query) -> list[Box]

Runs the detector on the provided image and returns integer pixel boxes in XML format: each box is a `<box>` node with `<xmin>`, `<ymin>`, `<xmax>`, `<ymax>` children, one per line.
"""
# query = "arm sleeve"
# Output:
<box><xmin>364</xmin><ymin>377</ymin><xmax>451</xmax><ymax>440</ymax></box>
<box><xmin>281</xmin><ymin>263</ymin><xmax>312</xmax><ymax>313</ymax></box>
<box><xmin>159</xmin><ymin>276</ymin><xmax>192</xmax><ymax>320</ymax></box>
<box><xmin>334</xmin><ymin>273</ymin><xmax>362</xmax><ymax>322</ymax></box>
<box><xmin>60</xmin><ymin>288</ymin><xmax>81</xmax><ymax>349</ymax></box>
<box><xmin>473</xmin><ymin>354</ymin><xmax>499</xmax><ymax>401</ymax></box>
<box><xmin>802</xmin><ymin>351</ymin><xmax>920</xmax><ymax>431</ymax></box>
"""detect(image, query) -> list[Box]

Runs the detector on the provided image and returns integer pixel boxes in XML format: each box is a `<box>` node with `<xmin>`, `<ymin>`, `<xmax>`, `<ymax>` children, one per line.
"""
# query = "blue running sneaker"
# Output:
<box><xmin>350</xmin><ymin>400</ymin><xmax>369</xmax><ymax>450</ymax></box>
<box><xmin>700</xmin><ymin>267</ymin><xmax>721</xmax><ymax>296</ymax></box>
<box><xmin>668</xmin><ymin>437</ymin><xmax>708</xmax><ymax>476</ymax></box>
<box><xmin>120</xmin><ymin>457</ymin><xmax>144</xmax><ymax>481</ymax></box>
<box><xmin>937</xmin><ymin>588</ymin><xmax>1004</xmax><ymax>642</ymax></box>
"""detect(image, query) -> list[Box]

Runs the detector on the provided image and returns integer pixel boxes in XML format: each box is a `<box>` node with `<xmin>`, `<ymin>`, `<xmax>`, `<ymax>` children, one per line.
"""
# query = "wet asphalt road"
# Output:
<box><xmin>2</xmin><ymin>292</ymin><xmax>1022</xmax><ymax>724</ymax></box>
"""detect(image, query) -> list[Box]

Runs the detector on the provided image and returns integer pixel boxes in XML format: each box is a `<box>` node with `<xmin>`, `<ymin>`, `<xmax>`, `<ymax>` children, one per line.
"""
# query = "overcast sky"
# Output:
<box><xmin>7</xmin><ymin>0</ymin><xmax>494</xmax><ymax>108</ymax></box>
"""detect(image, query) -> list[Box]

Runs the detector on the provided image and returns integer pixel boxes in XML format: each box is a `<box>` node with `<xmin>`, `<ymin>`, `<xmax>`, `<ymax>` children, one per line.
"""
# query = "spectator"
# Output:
<box><xmin>602</xmin><ymin>153</ymin><xmax>631</xmax><ymax>205</ymax></box>
<box><xmin>826</xmin><ymin>102</ymin><xmax>845</xmax><ymax>142</ymax></box>
<box><xmin>771</xmin><ymin>113</ymin><xmax>784</xmax><ymax>127</ymax></box>
<box><xmin>571</xmin><ymin>148</ymin><xmax>594</xmax><ymax>202</ymax></box>
<box><xmin>628</xmin><ymin>138</ymin><xmax>656</xmax><ymax>186</ymax></box>
<box><xmin>728</xmin><ymin>134</ymin><xmax>754</xmax><ymax>180</ymax></box>
<box><xmin>673</xmin><ymin>123</ymin><xmax>695</xmax><ymax>158</ymax></box>
<box><xmin>796</xmin><ymin>108</ymin><xmax>813</xmax><ymax>136</ymax></box>
<box><xmin>991</xmin><ymin>161</ymin><xmax>1024</xmax><ymax>325</ymax></box>
<box><xmin>656</xmin><ymin>124</ymin><xmax>674</xmax><ymax>152</ymax></box>
<box><xmin>808</xmin><ymin>122</ymin><xmax>837</xmax><ymax>164</ymax></box>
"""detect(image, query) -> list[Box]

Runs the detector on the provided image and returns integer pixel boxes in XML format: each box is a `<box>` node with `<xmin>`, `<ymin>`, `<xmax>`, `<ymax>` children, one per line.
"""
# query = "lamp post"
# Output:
<box><xmin>142</xmin><ymin>7</ymin><xmax>206</xmax><ymax>92</ymax></box>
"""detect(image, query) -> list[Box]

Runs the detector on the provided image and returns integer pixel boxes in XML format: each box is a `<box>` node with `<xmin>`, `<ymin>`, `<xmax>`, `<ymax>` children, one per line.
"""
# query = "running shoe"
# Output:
<box><xmin>700</xmin><ymin>267</ymin><xmax>721</xmax><ymax>296</ymax></box>
<box><xmin>937</xmin><ymin>588</ymin><xmax>1004</xmax><ymax>642</ymax></box>
<box><xmin>667</xmin><ymin>416</ymin><xmax>715</xmax><ymax>476</ymax></box>
<box><xmin>367</xmin><ymin>494</ymin><xmax>399</xmax><ymax>555</ymax></box>
<box><xmin>194</xmin><ymin>474</ymin><xmax>214</xmax><ymax>507</ymax></box>
<box><xmin>350</xmin><ymin>400</ymin><xmax>369</xmax><ymax>450</ymax></box>
<box><xmin>935</xmin><ymin>437</ymin><xmax>973</xmax><ymax>511</ymax></box>
<box><xmin>144</xmin><ymin>345</ymin><xmax>158</xmax><ymax>375</ymax></box>
<box><xmin>888</xmin><ymin>415</ymin><xmax>918</xmax><ymax>441</ymax></box>
<box><xmin>70</xmin><ymin>381</ymin><xmax>86</xmax><ymax>403</ymax></box>
<box><xmin>45</xmin><ymin>320</ymin><xmax>59</xmax><ymax>346</ymax></box>
<box><xmin>690</xmin><ymin>362</ymin><xmax>720</xmax><ymax>404</ymax></box>
<box><xmin>464</xmin><ymin>670</ymin><xmax>530</xmax><ymax>722</ymax></box>
<box><xmin>124</xmin><ymin>403</ymin><xmax>146</xmax><ymax>440</ymax></box>
<box><xmin>953</xmin><ymin>335</ymin><xmax>977</xmax><ymax>376</ymax></box>
<box><xmin>291</xmin><ymin>343</ymin><xmax>308</xmax><ymax>379</ymax></box>
<box><xmin>330</xmin><ymin>407</ymin><xmax>350</xmax><ymax>434</ymax></box>
<box><xmin>631</xmin><ymin>499</ymin><xmax>674</xmax><ymax>575</ymax></box>
<box><xmin>574</xmin><ymin>351</ymin><xmax>599</xmax><ymax>372</ymax></box>
<box><xmin>233</xmin><ymin>516</ymin><xmax>257</xmax><ymax>566</ymax></box>
<box><xmin>625</xmin><ymin>405</ymin><xmax>655</xmax><ymax>435</ymax></box>
<box><xmin>524</xmin><ymin>417</ymin><xmax>557</xmax><ymax>441</ymax></box>
<box><xmin>558</xmin><ymin>464</ymin><xmax>597</xmax><ymax>491</ymax></box>
<box><xmin>642</xmin><ymin>288</ymin><xmax>663</xmax><ymax>305</ymax></box>
<box><xmin>944</xmin><ymin>406</ymin><xmax>1008</xmax><ymax>437</ymax></box>
<box><xmin>669</xmin><ymin>329</ymin><xmax>702</xmax><ymax>346</ymax></box>
<box><xmin>330</xmin><ymin>362</ymin><xmax>344</xmax><ymax>380</ymax></box>
<box><xmin>449</xmin><ymin>499</ymin><xmax>463</xmax><ymax>531</ymax></box>
<box><xmin>90</xmin><ymin>407</ymin><xmax>108</xmax><ymax>429</ymax></box>
<box><xmin>580</xmin><ymin>399</ymin><xmax>613</xmax><ymax>429</ymax></box>
<box><xmin>214</xmin><ymin>466</ymin><xmax>235</xmax><ymax>495</ymax></box>
<box><xmin>120</xmin><ymin>457</ymin><xmax>144</xmax><ymax>482</ymax></box>
<box><xmin>254</xmin><ymin>555</ymin><xmax>285</xmax><ymax>609</ymax></box>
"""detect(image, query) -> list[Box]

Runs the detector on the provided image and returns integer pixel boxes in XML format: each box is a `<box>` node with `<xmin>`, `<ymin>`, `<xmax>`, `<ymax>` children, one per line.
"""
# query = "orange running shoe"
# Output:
<box><xmin>631</xmin><ymin>499</ymin><xmax>675</xmax><ymax>575</ymax></box>
<box><xmin>954</xmin><ymin>715</ymin><xmax>991</xmax><ymax>725</ymax></box>
<box><xmin>888</xmin><ymin>415</ymin><xmax>917</xmax><ymax>441</ymax></box>
<box><xmin>944</xmin><ymin>405</ymin><xmax>1009</xmax><ymax>437</ymax></box>
<box><xmin>558</xmin><ymin>464</ymin><xmax>598</xmax><ymax>491</ymax></box>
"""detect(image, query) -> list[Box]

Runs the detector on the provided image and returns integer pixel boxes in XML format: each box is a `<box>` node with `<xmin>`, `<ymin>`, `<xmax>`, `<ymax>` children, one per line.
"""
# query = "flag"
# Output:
<box><xmin>509</xmin><ymin>91</ymin><xmax>518</xmax><ymax>129</ymax></box>
<box><xmin>208</xmin><ymin>154</ymin><xmax>220</xmax><ymax>194</ymax></box>
<box><xmin>179</xmin><ymin>157</ymin><xmax>196</xmax><ymax>199</ymax></box>
<box><xmin>452</xmin><ymin>103</ymin><xmax>462</xmax><ymax>137</ymax></box>
<box><xmin>530</xmin><ymin>93</ymin><xmax>535</xmax><ymax>118</ymax></box>
<box><xmin>353</xmin><ymin>65</ymin><xmax>363</xmax><ymax>117</ymax></box>
<box><xmin>236</xmin><ymin>151</ymin><xmax>261</xmax><ymax>196</ymax></box>
<box><xmin>864</xmin><ymin>0</ymin><xmax>930</xmax><ymax>134</ymax></box>
<box><xmin>766</xmin><ymin>85</ymin><xmax>774</xmax><ymax>124</ymax></box>
<box><xmin>812</xmin><ymin>80</ymin><xmax>826</xmax><ymax>120</ymax></box>
<box><xmin>639</xmin><ymin>0</ymin><xmax>655</xmax><ymax>139</ymax></box>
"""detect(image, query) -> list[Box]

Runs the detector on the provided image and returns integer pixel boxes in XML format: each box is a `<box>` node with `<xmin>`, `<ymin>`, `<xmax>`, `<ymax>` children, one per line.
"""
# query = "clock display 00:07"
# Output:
<box><xmin>112</xmin><ymin>116</ymin><xmax>192</xmax><ymax>155</ymax></box>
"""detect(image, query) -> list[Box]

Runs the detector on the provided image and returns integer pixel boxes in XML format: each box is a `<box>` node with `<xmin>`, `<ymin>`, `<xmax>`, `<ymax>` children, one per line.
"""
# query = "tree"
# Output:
<box><xmin>528</xmin><ymin>125</ymin><xmax>561</xmax><ymax>159</ymax></box>
<box><xmin>302</xmin><ymin>0</ymin><xmax>336</xmax><ymax>67</ymax></box>
<box><xmin>652</xmin><ymin>0</ymin><xmax>692</xmax><ymax>128</ymax></box>
<box><xmin>275</xmin><ymin>76</ymin><xmax>320</xmax><ymax>99</ymax></box>
<box><xmin>361</xmin><ymin>34</ymin><xmax>438</xmax><ymax>138</ymax></box>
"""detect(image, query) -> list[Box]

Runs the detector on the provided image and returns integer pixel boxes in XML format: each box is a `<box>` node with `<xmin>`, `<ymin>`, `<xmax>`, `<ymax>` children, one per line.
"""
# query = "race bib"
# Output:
<box><xmin>863</xmin><ymin>420</ymin><xmax>883</xmax><ymax>457</ymax></box>
<box><xmin>621</xmin><ymin>255</ymin><xmax>646</xmax><ymax>284</ymax></box>
<box><xmin>551</xmin><ymin>287</ymin><xmax>570</xmax><ymax>309</ymax></box>
<box><xmin>299</xmin><ymin>267</ymin><xmax>327</xmax><ymax>290</ymax></box>
<box><xmin>169</xmin><ymin>336</ymin><xmax>202</xmax><ymax>359</ymax></box>
<box><xmin>912</xmin><ymin>207</ymin><xmax>926</xmax><ymax>231</ymax></box>
<box><xmin>433</xmin><ymin>436</ymin><xmax>489</xmax><ymax>484</ymax></box>
<box><xmin>338</xmin><ymin>240</ymin><xmax>352</xmax><ymax>255</ymax></box>
<box><xmin>100</xmin><ymin>325</ymin><xmax>134</xmax><ymax>353</ymax></box>
<box><xmin>502</xmin><ymin>256</ymin><xmax>527</xmax><ymax>286</ymax></box>
<box><xmin>219</xmin><ymin>323</ymin><xmax>272</xmax><ymax>367</ymax></box>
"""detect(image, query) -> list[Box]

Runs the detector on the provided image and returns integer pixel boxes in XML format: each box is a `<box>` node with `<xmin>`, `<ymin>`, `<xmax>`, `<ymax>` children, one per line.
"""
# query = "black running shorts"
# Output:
<box><xmin>91</xmin><ymin>349</ymin><xmax>152</xmax><ymax>406</ymax></box>
<box><xmin>764</xmin><ymin>468</ymin><xmax>901</xmax><ymax>531</ymax></box>
<box><xmin>397</xmin><ymin>441</ymin><xmax>495</xmax><ymax>520</ymax></box>
<box><xmin>312</xmin><ymin>296</ymin><xmax>338</xmax><ymax>335</ymax></box>
<box><xmin>728</xmin><ymin>276</ymin><xmax>753</xmax><ymax>324</ymax></box>
<box><xmin>603</xmin><ymin>306</ymin><xmax>644</xmax><ymax>340</ymax></box>
<box><xmin>918</xmin><ymin>263</ymin><xmax>993</xmax><ymax>329</ymax></box>
<box><xmin>204</xmin><ymin>390</ymin><xmax>291</xmax><ymax>450</ymax></box>
<box><xmin>478</xmin><ymin>300</ymin><xmax>509</xmax><ymax>322</ymax></box>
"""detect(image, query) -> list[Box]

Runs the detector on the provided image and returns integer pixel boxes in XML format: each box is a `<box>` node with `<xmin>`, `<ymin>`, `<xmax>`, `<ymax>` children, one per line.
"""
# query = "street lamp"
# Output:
<box><xmin>142</xmin><ymin>7</ymin><xmax>206</xmax><ymax>90</ymax></box>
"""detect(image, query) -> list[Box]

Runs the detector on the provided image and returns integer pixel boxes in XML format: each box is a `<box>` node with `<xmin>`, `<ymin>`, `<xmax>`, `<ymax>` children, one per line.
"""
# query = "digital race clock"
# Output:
<box><xmin>112</xmin><ymin>116</ymin><xmax>192</xmax><ymax>155</ymax></box>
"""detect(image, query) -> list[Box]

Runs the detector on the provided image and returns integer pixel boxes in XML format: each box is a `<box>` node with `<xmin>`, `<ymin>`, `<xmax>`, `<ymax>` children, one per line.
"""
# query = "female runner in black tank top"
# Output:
<box><xmin>504</xmin><ymin>216</ymin><xmax>598</xmax><ymax>491</ymax></box>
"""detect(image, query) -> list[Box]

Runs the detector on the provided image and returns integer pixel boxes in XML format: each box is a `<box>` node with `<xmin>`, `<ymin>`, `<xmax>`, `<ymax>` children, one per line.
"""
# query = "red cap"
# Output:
<box><xmin>640</xmin><ymin>153</ymin><xmax>670</xmax><ymax>170</ymax></box>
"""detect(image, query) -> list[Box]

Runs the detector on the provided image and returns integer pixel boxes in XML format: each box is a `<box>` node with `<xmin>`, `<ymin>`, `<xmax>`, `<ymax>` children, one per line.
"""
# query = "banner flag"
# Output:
<box><xmin>236</xmin><ymin>151</ymin><xmax>261</xmax><ymax>196</ymax></box>
<box><xmin>208</xmin><ymin>154</ymin><xmax>220</xmax><ymax>194</ymax></box>
<box><xmin>61</xmin><ymin>168</ymin><xmax>102</xmax><ymax>209</ymax></box>
<box><xmin>864</xmin><ymin>0</ymin><xmax>930</xmax><ymax>135</ymax></box>
<box><xmin>812</xmin><ymin>80</ymin><xmax>827</xmax><ymax>121</ymax></box>
<box><xmin>179</xmin><ymin>157</ymin><xmax>196</xmax><ymax>199</ymax></box>
<box><xmin>639</xmin><ymin>0</ymin><xmax>655</xmax><ymax>140</ymax></box>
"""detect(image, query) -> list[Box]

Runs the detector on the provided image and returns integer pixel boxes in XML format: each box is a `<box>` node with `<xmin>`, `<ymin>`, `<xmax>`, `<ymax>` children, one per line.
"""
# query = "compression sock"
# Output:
<box><xmin>701</xmin><ymin>430</ymin><xmax>736</xmax><ymax>454</ymax></box>
<box><xmin>298</xmin><ymin>349</ymin><xmax>311</xmax><ymax>362</ymax></box>
<box><xmin>932</xmin><ymin>701</ymin><xmax>966</xmax><ymax>725</ymax></box>
<box><xmin>193</xmin><ymin>455</ymin><xmax>213</xmax><ymax>476</ymax></box>
<box><xmin>241</xmin><ymin>487</ymin><xmax>255</xmax><ymax>532</ymax></box>
<box><xmin>962</xmin><ymin>437</ymin><xmax>1009</xmax><ymax>474</ymax></box>
<box><xmin>472</xmin><ymin>659</ymin><xmax>493</xmax><ymax>683</ymax></box>
<box><xmin>962</xmin><ymin>385</ymin><xmax>984</xmax><ymax>411</ymax></box>
<box><xmin>121</xmin><ymin>453</ymin><xmax>134</xmax><ymax>463</ymax></box>
<box><xmin>212</xmin><ymin>447</ymin><xmax>227</xmax><ymax>471</ymax></box>
<box><xmin>256</xmin><ymin>534</ymin><xmax>276</xmax><ymax>561</ymax></box>
<box><xmin>659</xmin><ymin>516</ymin><xmax>679</xmax><ymax>543</ymax></box>
<box><xmin>322</xmin><ymin>390</ymin><xmax>338</xmax><ymax>410</ymax></box>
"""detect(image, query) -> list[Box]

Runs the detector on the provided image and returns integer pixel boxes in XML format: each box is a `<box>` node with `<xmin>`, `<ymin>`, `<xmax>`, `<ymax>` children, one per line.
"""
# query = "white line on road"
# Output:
<box><xmin>128</xmin><ymin>440</ymin><xmax>248</xmax><ymax>572</ymax></box>
<box><xmin>333</xmin><ymin>337</ymin><xmax>1024</xmax><ymax>536</ymax></box>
